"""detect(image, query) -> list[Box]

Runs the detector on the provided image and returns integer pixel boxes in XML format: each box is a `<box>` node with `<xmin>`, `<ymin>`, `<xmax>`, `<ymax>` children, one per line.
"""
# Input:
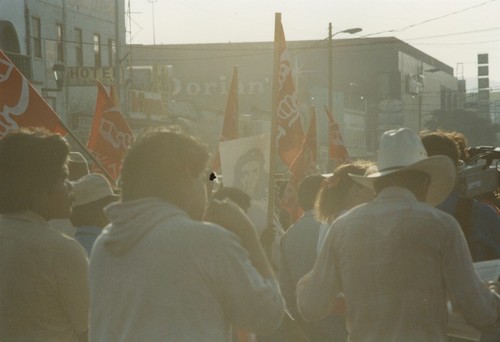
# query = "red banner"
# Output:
<box><xmin>274</xmin><ymin>18</ymin><xmax>304</xmax><ymax>167</ymax></box>
<box><xmin>0</xmin><ymin>50</ymin><xmax>67</xmax><ymax>137</ymax></box>
<box><xmin>88</xmin><ymin>81</ymin><xmax>134</xmax><ymax>181</ymax></box>
<box><xmin>325</xmin><ymin>106</ymin><xmax>349</xmax><ymax>167</ymax></box>
<box><xmin>280</xmin><ymin>107</ymin><xmax>318</xmax><ymax>223</ymax></box>
<box><xmin>212</xmin><ymin>66</ymin><xmax>239</xmax><ymax>174</ymax></box>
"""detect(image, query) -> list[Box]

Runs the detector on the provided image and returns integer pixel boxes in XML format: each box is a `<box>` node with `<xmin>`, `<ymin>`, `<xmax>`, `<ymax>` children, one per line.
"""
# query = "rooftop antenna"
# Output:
<box><xmin>147</xmin><ymin>0</ymin><xmax>158</xmax><ymax>44</ymax></box>
<box><xmin>456</xmin><ymin>62</ymin><xmax>464</xmax><ymax>80</ymax></box>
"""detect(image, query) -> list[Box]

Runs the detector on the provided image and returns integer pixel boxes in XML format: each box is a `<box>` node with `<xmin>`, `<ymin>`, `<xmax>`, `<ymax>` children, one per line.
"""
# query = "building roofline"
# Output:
<box><xmin>129</xmin><ymin>36</ymin><xmax>454</xmax><ymax>75</ymax></box>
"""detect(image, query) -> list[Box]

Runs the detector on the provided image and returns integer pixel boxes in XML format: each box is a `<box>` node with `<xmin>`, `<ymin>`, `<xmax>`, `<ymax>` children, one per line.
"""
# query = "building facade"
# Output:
<box><xmin>0</xmin><ymin>0</ymin><xmax>125</xmax><ymax>142</ymax></box>
<box><xmin>1</xmin><ymin>5</ymin><xmax>461</xmax><ymax>169</ymax></box>
<box><xmin>128</xmin><ymin>37</ymin><xmax>459</xmax><ymax>160</ymax></box>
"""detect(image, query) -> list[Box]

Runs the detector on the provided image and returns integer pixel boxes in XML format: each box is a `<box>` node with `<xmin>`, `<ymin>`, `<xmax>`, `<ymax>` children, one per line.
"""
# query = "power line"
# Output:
<box><xmin>361</xmin><ymin>0</ymin><xmax>498</xmax><ymax>38</ymax></box>
<box><xmin>405</xmin><ymin>26</ymin><xmax>500</xmax><ymax>42</ymax></box>
<box><xmin>415</xmin><ymin>39</ymin><xmax>500</xmax><ymax>46</ymax></box>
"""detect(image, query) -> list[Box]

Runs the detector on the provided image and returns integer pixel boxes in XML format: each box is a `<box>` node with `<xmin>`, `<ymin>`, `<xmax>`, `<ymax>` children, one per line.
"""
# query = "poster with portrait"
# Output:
<box><xmin>219</xmin><ymin>134</ymin><xmax>271</xmax><ymax>233</ymax></box>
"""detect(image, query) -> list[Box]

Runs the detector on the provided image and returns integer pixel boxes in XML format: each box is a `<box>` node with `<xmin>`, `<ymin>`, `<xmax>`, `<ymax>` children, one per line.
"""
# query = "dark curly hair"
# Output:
<box><xmin>297</xmin><ymin>175</ymin><xmax>325</xmax><ymax>211</ymax></box>
<box><xmin>315</xmin><ymin>160</ymin><xmax>373</xmax><ymax>222</ymax></box>
<box><xmin>0</xmin><ymin>128</ymin><xmax>69</xmax><ymax>213</ymax></box>
<box><xmin>420</xmin><ymin>130</ymin><xmax>460</xmax><ymax>166</ymax></box>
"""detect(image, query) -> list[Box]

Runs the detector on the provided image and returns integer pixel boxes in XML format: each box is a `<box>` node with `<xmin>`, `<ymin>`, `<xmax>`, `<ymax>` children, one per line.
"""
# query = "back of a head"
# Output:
<box><xmin>297</xmin><ymin>175</ymin><xmax>326</xmax><ymax>211</ymax></box>
<box><xmin>0</xmin><ymin>129</ymin><xmax>69</xmax><ymax>214</ymax></box>
<box><xmin>316</xmin><ymin>160</ymin><xmax>373</xmax><ymax>222</ymax></box>
<box><xmin>448</xmin><ymin>131</ymin><xmax>469</xmax><ymax>162</ymax></box>
<box><xmin>120</xmin><ymin>127</ymin><xmax>209</xmax><ymax>204</ymax></box>
<box><xmin>420</xmin><ymin>131</ymin><xmax>460</xmax><ymax>167</ymax></box>
<box><xmin>212</xmin><ymin>187</ymin><xmax>251</xmax><ymax>213</ymax></box>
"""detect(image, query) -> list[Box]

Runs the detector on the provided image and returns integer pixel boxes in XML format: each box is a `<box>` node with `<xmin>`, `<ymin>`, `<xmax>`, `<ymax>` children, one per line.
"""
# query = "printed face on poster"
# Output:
<box><xmin>219</xmin><ymin>134</ymin><xmax>270</xmax><ymax>202</ymax></box>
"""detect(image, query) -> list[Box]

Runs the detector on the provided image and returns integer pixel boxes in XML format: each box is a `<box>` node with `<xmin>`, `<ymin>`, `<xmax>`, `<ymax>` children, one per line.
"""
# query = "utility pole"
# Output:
<box><xmin>328</xmin><ymin>22</ymin><xmax>333</xmax><ymax>114</ymax></box>
<box><xmin>327</xmin><ymin>24</ymin><xmax>361</xmax><ymax>114</ymax></box>
<box><xmin>114</xmin><ymin>0</ymin><xmax>121</xmax><ymax>107</ymax></box>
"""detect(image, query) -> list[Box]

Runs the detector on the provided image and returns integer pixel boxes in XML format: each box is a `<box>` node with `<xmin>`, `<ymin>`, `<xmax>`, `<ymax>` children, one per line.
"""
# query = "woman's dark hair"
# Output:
<box><xmin>447</xmin><ymin>131</ymin><xmax>469</xmax><ymax>163</ymax></box>
<box><xmin>297</xmin><ymin>175</ymin><xmax>325</xmax><ymax>211</ymax></box>
<box><xmin>0</xmin><ymin>128</ymin><xmax>69</xmax><ymax>213</ymax></box>
<box><xmin>315</xmin><ymin>160</ymin><xmax>373</xmax><ymax>222</ymax></box>
<box><xmin>420</xmin><ymin>130</ymin><xmax>460</xmax><ymax>166</ymax></box>
<box><xmin>120</xmin><ymin>126</ymin><xmax>209</xmax><ymax>203</ymax></box>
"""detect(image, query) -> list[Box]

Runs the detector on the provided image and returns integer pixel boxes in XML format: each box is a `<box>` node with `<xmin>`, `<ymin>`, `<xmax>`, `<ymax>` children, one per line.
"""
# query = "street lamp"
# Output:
<box><xmin>332</xmin><ymin>27</ymin><xmax>362</xmax><ymax>38</ymax></box>
<box><xmin>328</xmin><ymin>24</ymin><xmax>362</xmax><ymax>113</ymax></box>
<box><xmin>42</xmin><ymin>62</ymin><xmax>67</xmax><ymax>91</ymax></box>
<box><xmin>53</xmin><ymin>63</ymin><xmax>66</xmax><ymax>90</ymax></box>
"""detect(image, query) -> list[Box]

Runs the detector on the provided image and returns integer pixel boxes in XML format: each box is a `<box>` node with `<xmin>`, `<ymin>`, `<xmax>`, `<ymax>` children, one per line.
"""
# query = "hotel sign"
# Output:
<box><xmin>66</xmin><ymin>67</ymin><xmax>114</xmax><ymax>86</ymax></box>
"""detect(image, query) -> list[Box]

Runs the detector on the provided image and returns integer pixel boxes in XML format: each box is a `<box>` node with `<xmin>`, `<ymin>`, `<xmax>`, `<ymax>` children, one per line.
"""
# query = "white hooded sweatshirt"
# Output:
<box><xmin>89</xmin><ymin>197</ymin><xmax>284</xmax><ymax>342</ymax></box>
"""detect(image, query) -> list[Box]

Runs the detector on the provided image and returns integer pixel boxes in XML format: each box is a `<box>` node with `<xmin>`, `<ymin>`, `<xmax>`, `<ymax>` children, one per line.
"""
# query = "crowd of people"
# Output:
<box><xmin>1</xmin><ymin>125</ymin><xmax>500</xmax><ymax>342</ymax></box>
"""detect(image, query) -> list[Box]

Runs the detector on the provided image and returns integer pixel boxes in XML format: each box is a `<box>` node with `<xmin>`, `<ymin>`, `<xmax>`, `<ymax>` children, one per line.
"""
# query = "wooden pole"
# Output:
<box><xmin>267</xmin><ymin>13</ymin><xmax>282</xmax><ymax>229</ymax></box>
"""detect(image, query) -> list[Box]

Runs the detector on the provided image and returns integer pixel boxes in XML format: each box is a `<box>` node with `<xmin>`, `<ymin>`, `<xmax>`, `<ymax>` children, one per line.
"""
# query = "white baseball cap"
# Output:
<box><xmin>71</xmin><ymin>173</ymin><xmax>119</xmax><ymax>207</ymax></box>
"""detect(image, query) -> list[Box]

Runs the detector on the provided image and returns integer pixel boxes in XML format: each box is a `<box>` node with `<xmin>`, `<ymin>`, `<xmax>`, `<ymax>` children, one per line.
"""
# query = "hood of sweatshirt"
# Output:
<box><xmin>100</xmin><ymin>197</ymin><xmax>186</xmax><ymax>255</ymax></box>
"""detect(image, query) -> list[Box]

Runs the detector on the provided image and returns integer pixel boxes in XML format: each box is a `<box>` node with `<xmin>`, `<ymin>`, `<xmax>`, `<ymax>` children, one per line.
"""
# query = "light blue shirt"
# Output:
<box><xmin>75</xmin><ymin>225</ymin><xmax>102</xmax><ymax>257</ymax></box>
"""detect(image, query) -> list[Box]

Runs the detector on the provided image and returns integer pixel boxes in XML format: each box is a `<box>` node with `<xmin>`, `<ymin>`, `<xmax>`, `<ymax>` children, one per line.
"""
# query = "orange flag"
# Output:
<box><xmin>0</xmin><ymin>50</ymin><xmax>67</xmax><ymax>137</ymax></box>
<box><xmin>280</xmin><ymin>107</ymin><xmax>318</xmax><ymax>223</ymax></box>
<box><xmin>212</xmin><ymin>66</ymin><xmax>239</xmax><ymax>174</ymax></box>
<box><xmin>87</xmin><ymin>81</ymin><xmax>134</xmax><ymax>181</ymax></box>
<box><xmin>325</xmin><ymin>106</ymin><xmax>349</xmax><ymax>168</ymax></box>
<box><xmin>274</xmin><ymin>17</ymin><xmax>304</xmax><ymax>167</ymax></box>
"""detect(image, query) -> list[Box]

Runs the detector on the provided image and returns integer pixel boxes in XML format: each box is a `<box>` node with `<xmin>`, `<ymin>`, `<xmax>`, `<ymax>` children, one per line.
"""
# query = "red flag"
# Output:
<box><xmin>212</xmin><ymin>66</ymin><xmax>239</xmax><ymax>174</ymax></box>
<box><xmin>280</xmin><ymin>107</ymin><xmax>318</xmax><ymax>223</ymax></box>
<box><xmin>325</xmin><ymin>106</ymin><xmax>349</xmax><ymax>167</ymax></box>
<box><xmin>274</xmin><ymin>17</ymin><xmax>304</xmax><ymax>167</ymax></box>
<box><xmin>87</xmin><ymin>81</ymin><xmax>134</xmax><ymax>181</ymax></box>
<box><xmin>0</xmin><ymin>50</ymin><xmax>67</xmax><ymax>137</ymax></box>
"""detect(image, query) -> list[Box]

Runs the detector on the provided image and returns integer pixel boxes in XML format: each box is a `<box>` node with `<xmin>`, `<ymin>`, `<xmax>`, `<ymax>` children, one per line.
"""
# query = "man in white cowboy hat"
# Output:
<box><xmin>296</xmin><ymin>128</ymin><xmax>500</xmax><ymax>341</ymax></box>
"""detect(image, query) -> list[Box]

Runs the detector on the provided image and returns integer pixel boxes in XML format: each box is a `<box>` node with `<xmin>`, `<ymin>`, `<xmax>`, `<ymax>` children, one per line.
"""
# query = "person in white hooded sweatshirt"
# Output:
<box><xmin>89</xmin><ymin>127</ymin><xmax>284</xmax><ymax>342</ymax></box>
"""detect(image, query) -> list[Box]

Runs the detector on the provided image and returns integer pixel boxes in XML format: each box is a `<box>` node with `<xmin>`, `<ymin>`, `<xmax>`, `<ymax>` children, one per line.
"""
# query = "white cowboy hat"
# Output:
<box><xmin>349</xmin><ymin>128</ymin><xmax>456</xmax><ymax>206</ymax></box>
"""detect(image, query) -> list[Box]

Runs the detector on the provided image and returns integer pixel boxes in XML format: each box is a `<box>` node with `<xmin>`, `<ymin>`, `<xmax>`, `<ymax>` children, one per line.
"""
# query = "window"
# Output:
<box><xmin>108</xmin><ymin>39</ymin><xmax>115</xmax><ymax>66</ymax></box>
<box><xmin>75</xmin><ymin>28</ymin><xmax>83</xmax><ymax>66</ymax></box>
<box><xmin>56</xmin><ymin>24</ymin><xmax>64</xmax><ymax>62</ymax></box>
<box><xmin>32</xmin><ymin>17</ymin><xmax>41</xmax><ymax>58</ymax></box>
<box><xmin>93</xmin><ymin>33</ymin><xmax>101</xmax><ymax>67</ymax></box>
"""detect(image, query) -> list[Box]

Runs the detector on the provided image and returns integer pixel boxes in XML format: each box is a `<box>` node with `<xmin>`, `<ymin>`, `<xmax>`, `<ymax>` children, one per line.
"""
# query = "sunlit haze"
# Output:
<box><xmin>128</xmin><ymin>0</ymin><xmax>500</xmax><ymax>92</ymax></box>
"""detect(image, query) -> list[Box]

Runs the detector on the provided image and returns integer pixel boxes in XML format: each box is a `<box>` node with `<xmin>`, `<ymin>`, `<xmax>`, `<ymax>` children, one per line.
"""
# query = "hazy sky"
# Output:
<box><xmin>127</xmin><ymin>0</ymin><xmax>500</xmax><ymax>91</ymax></box>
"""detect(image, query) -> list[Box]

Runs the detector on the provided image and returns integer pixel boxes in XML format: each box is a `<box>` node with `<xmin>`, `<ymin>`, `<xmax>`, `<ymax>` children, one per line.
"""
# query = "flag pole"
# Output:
<box><xmin>267</xmin><ymin>12</ymin><xmax>281</xmax><ymax>229</ymax></box>
<box><xmin>212</xmin><ymin>65</ymin><xmax>239</xmax><ymax>174</ymax></box>
<box><xmin>0</xmin><ymin>50</ymin><xmax>115</xmax><ymax>184</ymax></box>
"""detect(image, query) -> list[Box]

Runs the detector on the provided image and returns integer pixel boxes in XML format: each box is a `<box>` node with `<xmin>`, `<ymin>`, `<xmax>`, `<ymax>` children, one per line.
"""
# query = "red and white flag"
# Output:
<box><xmin>213</xmin><ymin>66</ymin><xmax>239</xmax><ymax>174</ymax></box>
<box><xmin>0</xmin><ymin>50</ymin><xmax>67</xmax><ymax>137</ymax></box>
<box><xmin>325</xmin><ymin>106</ymin><xmax>349</xmax><ymax>167</ymax></box>
<box><xmin>280</xmin><ymin>107</ymin><xmax>318</xmax><ymax>223</ymax></box>
<box><xmin>87</xmin><ymin>81</ymin><xmax>134</xmax><ymax>181</ymax></box>
<box><xmin>274</xmin><ymin>16</ymin><xmax>304</xmax><ymax>167</ymax></box>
